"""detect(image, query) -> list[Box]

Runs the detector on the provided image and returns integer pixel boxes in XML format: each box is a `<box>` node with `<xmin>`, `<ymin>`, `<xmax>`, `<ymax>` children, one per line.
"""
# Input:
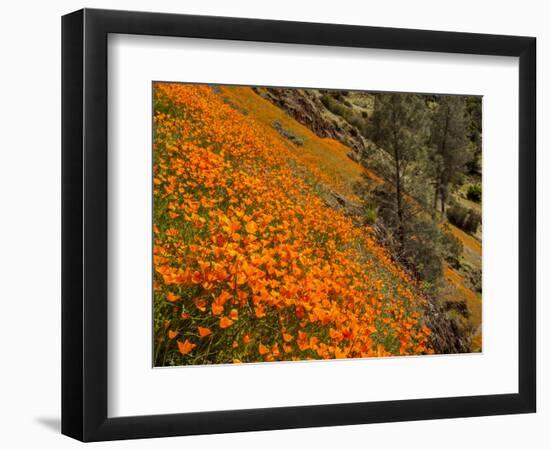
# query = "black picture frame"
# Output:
<box><xmin>62</xmin><ymin>8</ymin><xmax>536</xmax><ymax>442</ymax></box>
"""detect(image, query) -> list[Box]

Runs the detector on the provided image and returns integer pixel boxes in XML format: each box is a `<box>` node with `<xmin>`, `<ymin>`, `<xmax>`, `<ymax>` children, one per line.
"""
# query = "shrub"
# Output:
<box><xmin>321</xmin><ymin>95</ymin><xmax>367</xmax><ymax>132</ymax></box>
<box><xmin>363</xmin><ymin>206</ymin><xmax>377</xmax><ymax>224</ymax></box>
<box><xmin>462</xmin><ymin>262</ymin><xmax>482</xmax><ymax>293</ymax></box>
<box><xmin>367</xmin><ymin>186</ymin><xmax>443</xmax><ymax>284</ymax></box>
<box><xmin>469</xmin><ymin>268</ymin><xmax>482</xmax><ymax>293</ymax></box>
<box><xmin>447</xmin><ymin>204</ymin><xmax>467</xmax><ymax>228</ymax></box>
<box><xmin>320</xmin><ymin>94</ymin><xmax>346</xmax><ymax>116</ymax></box>
<box><xmin>447</xmin><ymin>203</ymin><xmax>481</xmax><ymax>234</ymax></box>
<box><xmin>271</xmin><ymin>120</ymin><xmax>305</xmax><ymax>146</ymax></box>
<box><xmin>440</xmin><ymin>230</ymin><xmax>463</xmax><ymax>269</ymax></box>
<box><xmin>464</xmin><ymin>210</ymin><xmax>481</xmax><ymax>234</ymax></box>
<box><xmin>403</xmin><ymin>219</ymin><xmax>444</xmax><ymax>284</ymax></box>
<box><xmin>346</xmin><ymin>114</ymin><xmax>369</xmax><ymax>136</ymax></box>
<box><xmin>466</xmin><ymin>184</ymin><xmax>482</xmax><ymax>203</ymax></box>
<box><xmin>219</xmin><ymin>95</ymin><xmax>248</xmax><ymax>115</ymax></box>
<box><xmin>453</xmin><ymin>172</ymin><xmax>466</xmax><ymax>187</ymax></box>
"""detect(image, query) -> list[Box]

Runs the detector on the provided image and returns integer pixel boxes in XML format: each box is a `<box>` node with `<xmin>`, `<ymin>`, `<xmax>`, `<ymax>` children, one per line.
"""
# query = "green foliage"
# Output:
<box><xmin>366</xmin><ymin>185</ymin><xmax>442</xmax><ymax>284</ymax></box>
<box><xmin>320</xmin><ymin>94</ymin><xmax>344</xmax><ymax>114</ymax></box>
<box><xmin>466</xmin><ymin>184</ymin><xmax>482</xmax><ymax>203</ymax></box>
<box><xmin>363</xmin><ymin>206</ymin><xmax>378</xmax><ymax>224</ymax></box>
<box><xmin>465</xmin><ymin>97</ymin><xmax>482</xmax><ymax>175</ymax></box>
<box><xmin>446</xmin><ymin>203</ymin><xmax>481</xmax><ymax>234</ymax></box>
<box><xmin>272</xmin><ymin>120</ymin><xmax>305</xmax><ymax>146</ymax></box>
<box><xmin>367</xmin><ymin>93</ymin><xmax>430</xmax><ymax>246</ymax></box>
<box><xmin>461</xmin><ymin>261</ymin><xmax>482</xmax><ymax>293</ymax></box>
<box><xmin>429</xmin><ymin>96</ymin><xmax>470</xmax><ymax>212</ymax></box>
<box><xmin>320</xmin><ymin>94</ymin><xmax>368</xmax><ymax>136</ymax></box>
<box><xmin>403</xmin><ymin>219</ymin><xmax>444</xmax><ymax>284</ymax></box>
<box><xmin>453</xmin><ymin>172</ymin><xmax>466</xmax><ymax>187</ymax></box>
<box><xmin>440</xmin><ymin>229</ymin><xmax>463</xmax><ymax>269</ymax></box>
<box><xmin>368</xmin><ymin>93</ymin><xmax>430</xmax><ymax>178</ymax></box>
<box><xmin>217</xmin><ymin>92</ymin><xmax>249</xmax><ymax>116</ymax></box>
<box><xmin>466</xmin><ymin>211</ymin><xmax>481</xmax><ymax>233</ymax></box>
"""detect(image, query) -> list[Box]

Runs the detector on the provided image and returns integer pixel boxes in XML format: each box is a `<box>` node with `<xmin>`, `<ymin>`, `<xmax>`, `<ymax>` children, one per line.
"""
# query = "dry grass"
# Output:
<box><xmin>219</xmin><ymin>86</ymin><xmax>382</xmax><ymax>202</ymax></box>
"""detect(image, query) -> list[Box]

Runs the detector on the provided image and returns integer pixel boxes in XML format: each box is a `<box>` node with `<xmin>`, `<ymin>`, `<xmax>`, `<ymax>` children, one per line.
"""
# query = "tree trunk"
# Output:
<box><xmin>438</xmin><ymin>107</ymin><xmax>450</xmax><ymax>216</ymax></box>
<box><xmin>391</xmin><ymin>99</ymin><xmax>405</xmax><ymax>253</ymax></box>
<box><xmin>433</xmin><ymin>173</ymin><xmax>442</xmax><ymax>213</ymax></box>
<box><xmin>393</xmin><ymin>143</ymin><xmax>404</xmax><ymax>251</ymax></box>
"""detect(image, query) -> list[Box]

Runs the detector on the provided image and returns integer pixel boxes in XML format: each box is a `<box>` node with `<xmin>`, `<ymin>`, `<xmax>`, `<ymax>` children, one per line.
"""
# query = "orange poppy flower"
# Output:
<box><xmin>177</xmin><ymin>339</ymin><xmax>196</xmax><ymax>355</ymax></box>
<box><xmin>166</xmin><ymin>292</ymin><xmax>180</xmax><ymax>302</ymax></box>
<box><xmin>168</xmin><ymin>330</ymin><xmax>178</xmax><ymax>340</ymax></box>
<box><xmin>219</xmin><ymin>316</ymin><xmax>234</xmax><ymax>329</ymax></box>
<box><xmin>198</xmin><ymin>326</ymin><xmax>212</xmax><ymax>337</ymax></box>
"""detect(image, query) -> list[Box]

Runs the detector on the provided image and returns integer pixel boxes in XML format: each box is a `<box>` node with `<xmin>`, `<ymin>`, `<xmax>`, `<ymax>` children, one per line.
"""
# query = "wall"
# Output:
<box><xmin>0</xmin><ymin>0</ymin><xmax>546</xmax><ymax>448</ymax></box>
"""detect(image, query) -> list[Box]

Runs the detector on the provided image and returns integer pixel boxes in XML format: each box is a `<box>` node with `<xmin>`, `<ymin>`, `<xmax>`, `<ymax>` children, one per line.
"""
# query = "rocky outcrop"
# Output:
<box><xmin>425</xmin><ymin>297</ymin><xmax>472</xmax><ymax>354</ymax></box>
<box><xmin>253</xmin><ymin>87</ymin><xmax>368</xmax><ymax>155</ymax></box>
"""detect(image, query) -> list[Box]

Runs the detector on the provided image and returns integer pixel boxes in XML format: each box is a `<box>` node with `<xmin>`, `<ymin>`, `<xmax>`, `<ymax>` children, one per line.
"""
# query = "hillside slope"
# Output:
<box><xmin>219</xmin><ymin>85</ymin><xmax>482</xmax><ymax>351</ymax></box>
<box><xmin>153</xmin><ymin>83</ymin><xmax>439</xmax><ymax>366</ymax></box>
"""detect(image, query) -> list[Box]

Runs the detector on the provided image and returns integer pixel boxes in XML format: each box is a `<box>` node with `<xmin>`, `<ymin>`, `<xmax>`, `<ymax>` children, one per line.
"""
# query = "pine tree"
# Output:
<box><xmin>429</xmin><ymin>96</ymin><xmax>469</xmax><ymax>214</ymax></box>
<box><xmin>465</xmin><ymin>96</ymin><xmax>482</xmax><ymax>175</ymax></box>
<box><xmin>368</xmin><ymin>93</ymin><xmax>429</xmax><ymax>250</ymax></box>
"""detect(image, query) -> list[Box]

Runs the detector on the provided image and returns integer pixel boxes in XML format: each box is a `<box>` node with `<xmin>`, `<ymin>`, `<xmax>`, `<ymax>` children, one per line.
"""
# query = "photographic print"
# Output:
<box><xmin>153</xmin><ymin>82</ymin><xmax>482</xmax><ymax>367</ymax></box>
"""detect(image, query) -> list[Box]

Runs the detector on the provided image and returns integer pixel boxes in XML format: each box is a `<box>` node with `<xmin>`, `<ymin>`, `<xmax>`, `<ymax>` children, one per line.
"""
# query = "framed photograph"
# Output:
<box><xmin>62</xmin><ymin>8</ymin><xmax>536</xmax><ymax>441</ymax></box>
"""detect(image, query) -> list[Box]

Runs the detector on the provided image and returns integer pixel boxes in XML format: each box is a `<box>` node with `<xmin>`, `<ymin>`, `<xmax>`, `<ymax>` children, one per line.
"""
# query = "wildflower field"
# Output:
<box><xmin>153</xmin><ymin>82</ymin><xmax>433</xmax><ymax>366</ymax></box>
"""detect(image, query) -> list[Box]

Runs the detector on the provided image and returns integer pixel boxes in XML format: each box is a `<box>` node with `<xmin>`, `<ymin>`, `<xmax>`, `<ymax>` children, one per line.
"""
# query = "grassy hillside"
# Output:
<box><xmin>218</xmin><ymin>86</ymin><xmax>383</xmax><ymax>202</ymax></box>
